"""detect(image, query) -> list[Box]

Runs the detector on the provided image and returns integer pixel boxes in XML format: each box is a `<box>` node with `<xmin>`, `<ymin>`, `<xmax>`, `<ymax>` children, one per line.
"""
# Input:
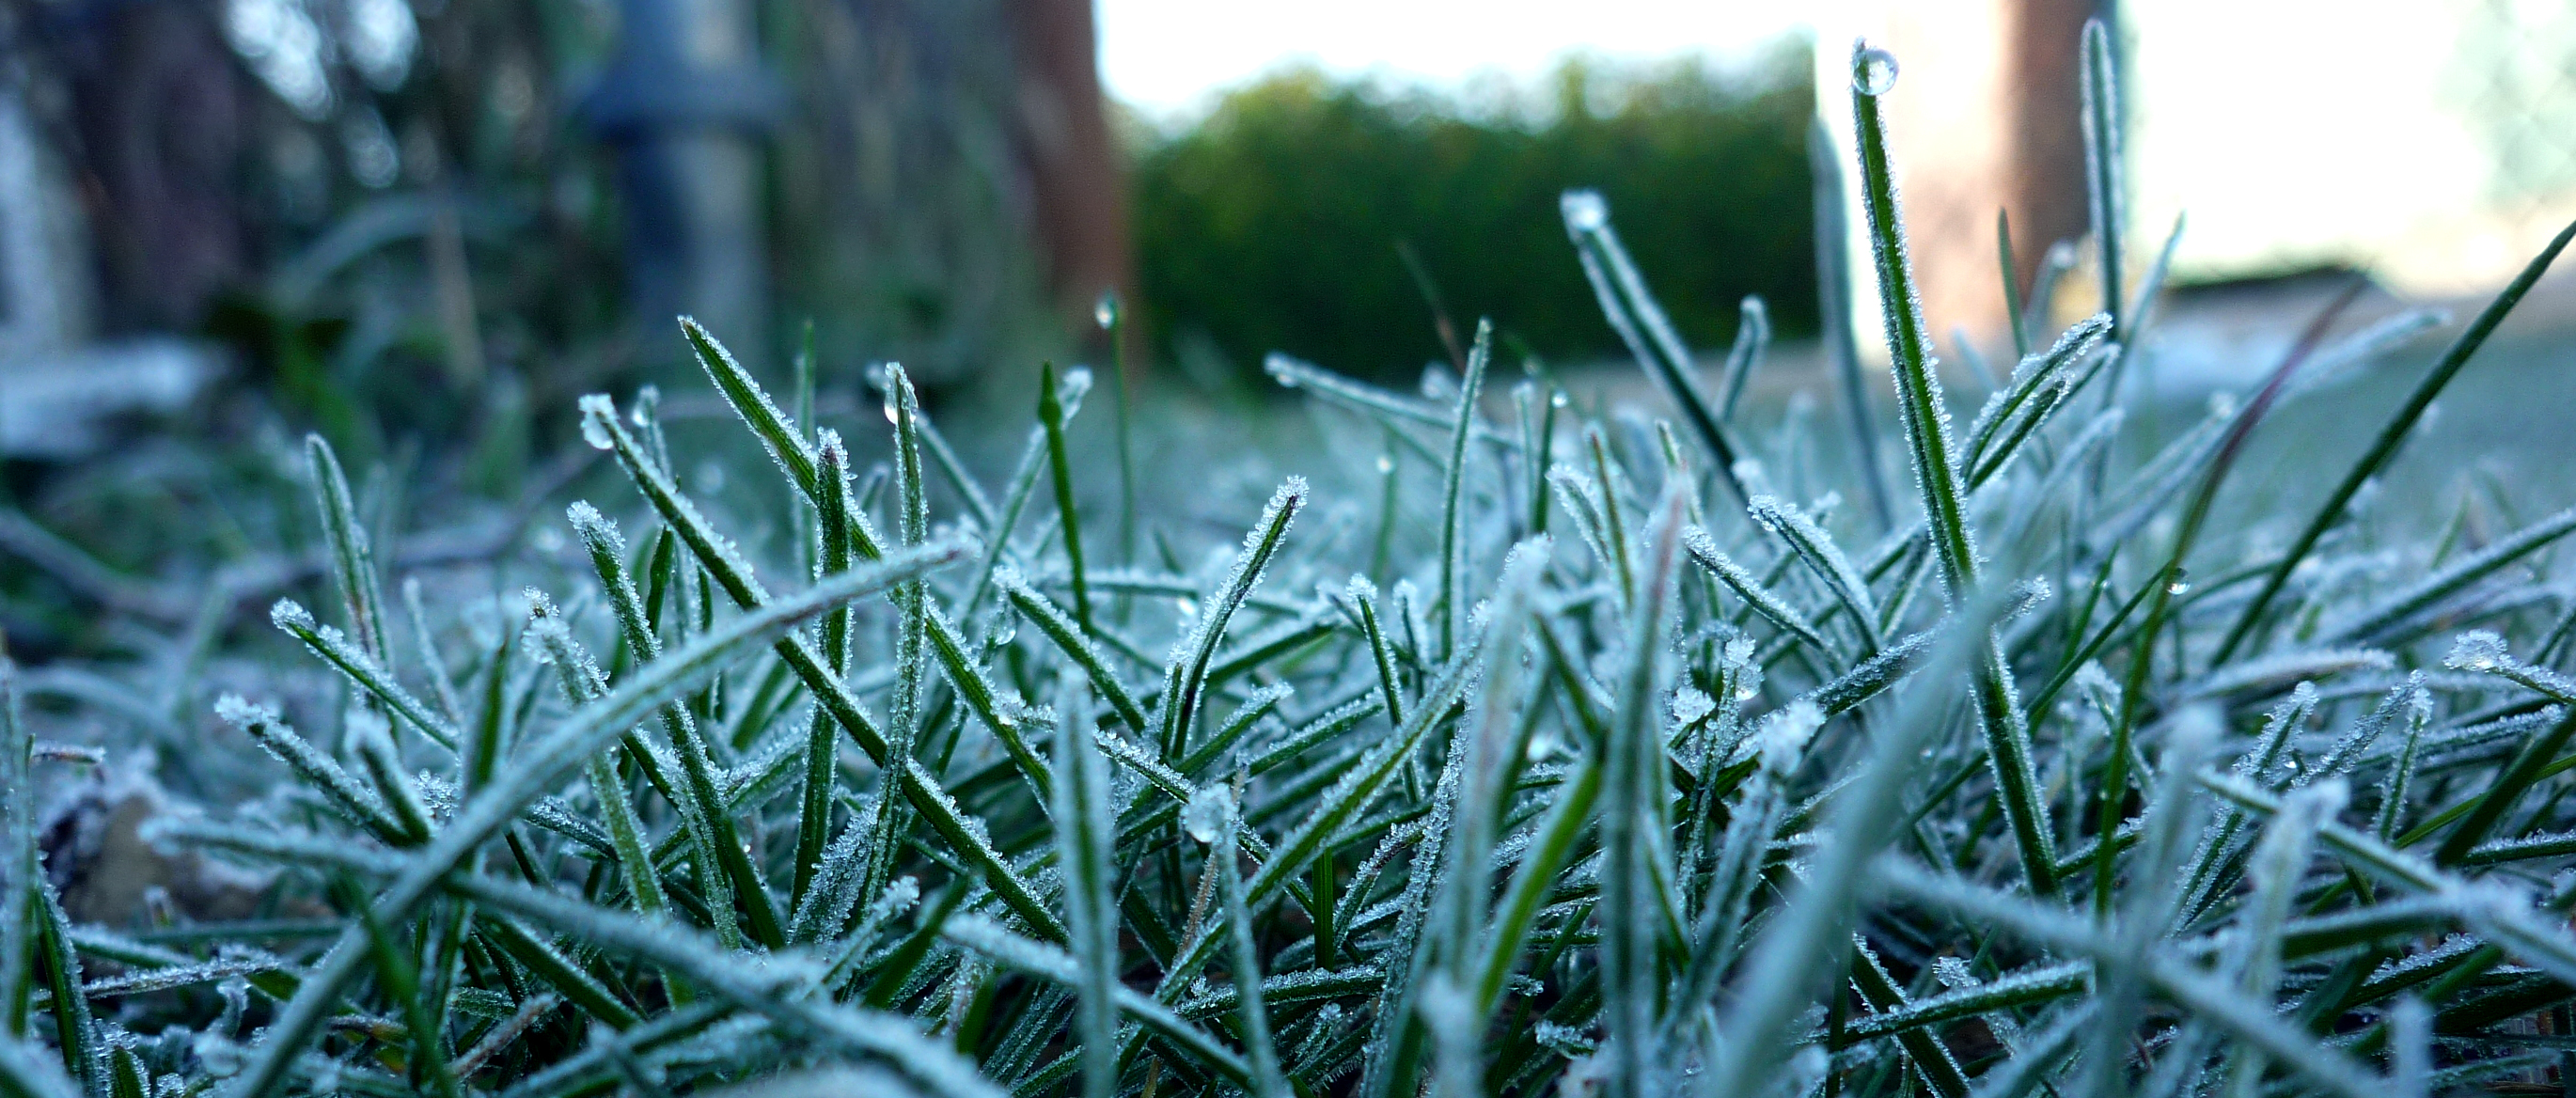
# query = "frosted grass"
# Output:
<box><xmin>13</xmin><ymin>22</ymin><xmax>2576</xmax><ymax>1098</ymax></box>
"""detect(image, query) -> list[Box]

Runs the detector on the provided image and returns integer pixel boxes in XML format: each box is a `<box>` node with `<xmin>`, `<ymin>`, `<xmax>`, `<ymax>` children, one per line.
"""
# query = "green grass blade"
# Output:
<box><xmin>1998</xmin><ymin>210</ymin><xmax>2029</xmax><ymax>358</ymax></box>
<box><xmin>2325</xmin><ymin>508</ymin><xmax>2576</xmax><ymax>644</ymax></box>
<box><xmin>1749</xmin><ymin>495</ymin><xmax>1881</xmax><ymax>654</ymax></box>
<box><xmin>1700</xmin><ymin>582</ymin><xmax>2003</xmax><ymax>1098</ymax></box>
<box><xmin>269</xmin><ymin>600</ymin><xmax>459</xmax><ymax>750</ymax></box>
<box><xmin>1848</xmin><ymin>40</ymin><xmax>2057</xmax><ymax>889</ymax></box>
<box><xmin>2080</xmin><ymin>20</ymin><xmax>2126</xmax><ymax>345</ymax></box>
<box><xmin>681</xmin><ymin>318</ymin><xmax>820</xmax><ymax>498</ymax></box>
<box><xmin>1052</xmin><ymin>682</ymin><xmax>1120</xmax><ymax>1098</ymax></box>
<box><xmin>998</xmin><ymin>573</ymin><xmax>1150</xmax><ymax>735</ymax></box>
<box><xmin>1437</xmin><ymin>321</ymin><xmax>1492</xmax><ymax>659</ymax></box>
<box><xmin>1562</xmin><ymin>190</ymin><xmax>1751</xmax><ymax>507</ymax></box>
<box><xmin>1039</xmin><ymin>363</ymin><xmax>1094</xmax><ymax>634</ymax></box>
<box><xmin>1600</xmin><ymin>490</ymin><xmax>1687</xmax><ymax>1098</ymax></box>
<box><xmin>1716</xmin><ymin>297</ymin><xmax>1769</xmax><ymax>422</ymax></box>
<box><xmin>29</xmin><ymin>884</ymin><xmax>96</xmax><ymax>1096</ymax></box>
<box><xmin>1155</xmin><ymin>479</ymin><xmax>1307</xmax><ymax>758</ymax></box>
<box><xmin>306</xmin><ymin>432</ymin><xmax>393</xmax><ymax>670</ymax></box>
<box><xmin>0</xmin><ymin>657</ymin><xmax>33</xmax><ymax>1036</ymax></box>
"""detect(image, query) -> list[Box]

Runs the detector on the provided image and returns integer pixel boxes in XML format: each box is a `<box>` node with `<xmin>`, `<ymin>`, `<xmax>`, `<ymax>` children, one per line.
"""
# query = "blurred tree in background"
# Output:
<box><xmin>1130</xmin><ymin>47</ymin><xmax>1817</xmax><ymax>384</ymax></box>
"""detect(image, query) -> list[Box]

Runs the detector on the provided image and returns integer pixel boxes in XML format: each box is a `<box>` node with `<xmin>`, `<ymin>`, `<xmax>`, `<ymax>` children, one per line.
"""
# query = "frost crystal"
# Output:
<box><xmin>577</xmin><ymin>394</ymin><xmax>620</xmax><ymax>449</ymax></box>
<box><xmin>1671</xmin><ymin>687</ymin><xmax>1716</xmax><ymax>729</ymax></box>
<box><xmin>269</xmin><ymin>599</ymin><xmax>316</xmax><ymax>632</ymax></box>
<box><xmin>213</xmin><ymin>694</ymin><xmax>275</xmax><ymax>729</ymax></box>
<box><xmin>1560</xmin><ymin>190</ymin><xmax>1609</xmax><ymax>233</ymax></box>
<box><xmin>2446</xmin><ymin>631</ymin><xmax>2512</xmax><ymax>672</ymax></box>
<box><xmin>1757</xmin><ymin>700</ymin><xmax>1824</xmax><ymax>774</ymax></box>
<box><xmin>1183</xmin><ymin>785</ymin><xmax>1235</xmax><ymax>844</ymax></box>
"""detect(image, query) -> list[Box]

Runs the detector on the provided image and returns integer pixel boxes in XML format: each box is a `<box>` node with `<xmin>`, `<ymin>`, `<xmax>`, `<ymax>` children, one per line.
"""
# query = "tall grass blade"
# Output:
<box><xmin>1155</xmin><ymin>479</ymin><xmax>1307</xmax><ymax>757</ymax></box>
<box><xmin>1039</xmin><ymin>363</ymin><xmax>1094</xmax><ymax>634</ymax></box>
<box><xmin>1699</xmin><ymin>585</ymin><xmax>2004</xmax><ymax>1098</ymax></box>
<box><xmin>306</xmin><ymin>433</ymin><xmax>393</xmax><ymax>669</ymax></box>
<box><xmin>1437</xmin><ymin>321</ymin><xmax>1492</xmax><ymax>659</ymax></box>
<box><xmin>1562</xmin><ymin>190</ymin><xmax>1750</xmax><ymax>507</ymax></box>
<box><xmin>1052</xmin><ymin>684</ymin><xmax>1120</xmax><ymax>1098</ymax></box>
<box><xmin>1848</xmin><ymin>39</ymin><xmax>2057</xmax><ymax>889</ymax></box>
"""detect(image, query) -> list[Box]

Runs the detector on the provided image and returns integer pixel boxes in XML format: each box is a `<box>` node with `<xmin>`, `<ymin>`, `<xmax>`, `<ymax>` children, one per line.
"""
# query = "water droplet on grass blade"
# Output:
<box><xmin>1094</xmin><ymin>290</ymin><xmax>1121</xmax><ymax>330</ymax></box>
<box><xmin>1853</xmin><ymin>47</ymin><xmax>1900</xmax><ymax>95</ymax></box>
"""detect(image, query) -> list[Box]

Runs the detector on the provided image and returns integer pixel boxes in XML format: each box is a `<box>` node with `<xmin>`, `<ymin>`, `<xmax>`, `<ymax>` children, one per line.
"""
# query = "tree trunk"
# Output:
<box><xmin>1007</xmin><ymin>0</ymin><xmax>1130</xmax><ymax>349</ymax></box>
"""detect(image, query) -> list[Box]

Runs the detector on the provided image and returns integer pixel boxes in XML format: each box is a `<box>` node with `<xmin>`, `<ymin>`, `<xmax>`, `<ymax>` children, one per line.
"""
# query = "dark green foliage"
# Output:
<box><xmin>1133</xmin><ymin>52</ymin><xmax>1816</xmax><ymax>380</ymax></box>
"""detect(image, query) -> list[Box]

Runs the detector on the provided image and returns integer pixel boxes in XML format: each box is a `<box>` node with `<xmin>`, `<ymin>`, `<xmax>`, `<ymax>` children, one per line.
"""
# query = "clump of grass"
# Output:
<box><xmin>11</xmin><ymin>24</ymin><xmax>2576</xmax><ymax>1098</ymax></box>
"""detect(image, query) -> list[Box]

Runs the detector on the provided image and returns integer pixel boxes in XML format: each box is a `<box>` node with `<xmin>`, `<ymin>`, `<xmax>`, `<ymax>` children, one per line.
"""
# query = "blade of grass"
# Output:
<box><xmin>1849</xmin><ymin>39</ymin><xmax>2058</xmax><ymax>890</ymax></box>
<box><xmin>1437</xmin><ymin>321</ymin><xmax>1492</xmax><ymax>660</ymax></box>
<box><xmin>1039</xmin><ymin>363</ymin><xmax>1094</xmax><ymax>635</ymax></box>
<box><xmin>1716</xmin><ymin>297</ymin><xmax>1769</xmax><ymax>422</ymax></box>
<box><xmin>1155</xmin><ymin>479</ymin><xmax>1307</xmax><ymax>758</ymax></box>
<box><xmin>1601</xmin><ymin>489</ymin><xmax>1688</xmax><ymax>1098</ymax></box>
<box><xmin>1562</xmin><ymin>190</ymin><xmax>1751</xmax><ymax>508</ymax></box>
<box><xmin>306</xmin><ymin>433</ymin><xmax>393</xmax><ymax>670</ymax></box>
<box><xmin>1699</xmin><ymin>580</ymin><xmax>2006</xmax><ymax>1098</ymax></box>
<box><xmin>1053</xmin><ymin>680</ymin><xmax>1120</xmax><ymax>1098</ymax></box>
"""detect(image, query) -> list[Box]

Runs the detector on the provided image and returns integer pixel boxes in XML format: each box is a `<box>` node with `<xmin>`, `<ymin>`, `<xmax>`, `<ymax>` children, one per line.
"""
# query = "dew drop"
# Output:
<box><xmin>1376</xmin><ymin>454</ymin><xmax>1396</xmax><ymax>475</ymax></box>
<box><xmin>1175</xmin><ymin>596</ymin><xmax>1199</xmax><ymax>620</ymax></box>
<box><xmin>1549</xmin><ymin>390</ymin><xmax>1569</xmax><ymax>409</ymax></box>
<box><xmin>2166</xmin><ymin>580</ymin><xmax>2191</xmax><ymax>595</ymax></box>
<box><xmin>1853</xmin><ymin>47</ymin><xmax>1900</xmax><ymax>96</ymax></box>
<box><xmin>1561</xmin><ymin>190</ymin><xmax>1609</xmax><ymax>233</ymax></box>
<box><xmin>1094</xmin><ymin>290</ymin><xmax>1122</xmax><ymax>331</ymax></box>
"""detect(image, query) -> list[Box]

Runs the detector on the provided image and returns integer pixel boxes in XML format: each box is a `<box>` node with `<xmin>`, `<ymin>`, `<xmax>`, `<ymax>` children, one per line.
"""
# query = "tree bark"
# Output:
<box><xmin>53</xmin><ymin>0</ymin><xmax>248</xmax><ymax>331</ymax></box>
<box><xmin>1007</xmin><ymin>0</ymin><xmax>1130</xmax><ymax>348</ymax></box>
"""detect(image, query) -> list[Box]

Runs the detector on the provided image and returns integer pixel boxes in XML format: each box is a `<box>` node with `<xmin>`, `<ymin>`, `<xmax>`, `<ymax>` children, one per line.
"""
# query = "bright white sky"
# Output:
<box><xmin>1095</xmin><ymin>0</ymin><xmax>1805</xmax><ymax>119</ymax></box>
